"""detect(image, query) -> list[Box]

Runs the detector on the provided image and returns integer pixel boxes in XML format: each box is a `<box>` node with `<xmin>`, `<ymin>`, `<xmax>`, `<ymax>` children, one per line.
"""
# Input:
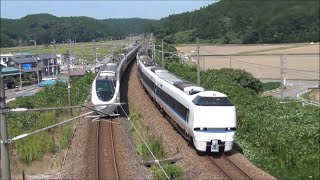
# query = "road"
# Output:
<box><xmin>262</xmin><ymin>79</ymin><xmax>319</xmax><ymax>99</ymax></box>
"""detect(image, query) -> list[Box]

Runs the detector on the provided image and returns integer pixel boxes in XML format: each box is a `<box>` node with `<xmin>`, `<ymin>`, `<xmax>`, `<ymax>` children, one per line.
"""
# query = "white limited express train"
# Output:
<box><xmin>136</xmin><ymin>49</ymin><xmax>236</xmax><ymax>153</ymax></box>
<box><xmin>91</xmin><ymin>43</ymin><xmax>140</xmax><ymax>116</ymax></box>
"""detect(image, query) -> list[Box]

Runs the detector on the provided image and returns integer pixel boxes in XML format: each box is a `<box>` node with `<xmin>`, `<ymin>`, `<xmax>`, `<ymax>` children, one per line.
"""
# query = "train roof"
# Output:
<box><xmin>98</xmin><ymin>62</ymin><xmax>117</xmax><ymax>80</ymax></box>
<box><xmin>140</xmin><ymin>55</ymin><xmax>155</xmax><ymax>66</ymax></box>
<box><xmin>151</xmin><ymin>67</ymin><xmax>204</xmax><ymax>95</ymax></box>
<box><xmin>197</xmin><ymin>91</ymin><xmax>227</xmax><ymax>97</ymax></box>
<box><xmin>102</xmin><ymin>63</ymin><xmax>117</xmax><ymax>72</ymax></box>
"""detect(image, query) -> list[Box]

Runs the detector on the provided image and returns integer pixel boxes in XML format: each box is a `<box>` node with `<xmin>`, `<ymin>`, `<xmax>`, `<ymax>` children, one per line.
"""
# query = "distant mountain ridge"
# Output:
<box><xmin>1</xmin><ymin>13</ymin><xmax>158</xmax><ymax>47</ymax></box>
<box><xmin>1</xmin><ymin>0</ymin><xmax>319</xmax><ymax>47</ymax></box>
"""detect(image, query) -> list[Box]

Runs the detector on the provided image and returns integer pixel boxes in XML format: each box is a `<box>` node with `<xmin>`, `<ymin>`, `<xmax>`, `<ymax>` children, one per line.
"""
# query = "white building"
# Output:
<box><xmin>0</xmin><ymin>53</ymin><xmax>14</xmax><ymax>67</ymax></box>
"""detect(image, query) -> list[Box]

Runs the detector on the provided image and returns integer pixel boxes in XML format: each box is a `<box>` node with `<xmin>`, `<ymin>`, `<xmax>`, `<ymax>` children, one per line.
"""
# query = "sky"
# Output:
<box><xmin>1</xmin><ymin>1</ymin><xmax>216</xmax><ymax>20</ymax></box>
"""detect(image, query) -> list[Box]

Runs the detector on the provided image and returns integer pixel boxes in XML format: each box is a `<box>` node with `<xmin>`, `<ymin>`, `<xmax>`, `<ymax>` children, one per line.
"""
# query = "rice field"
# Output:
<box><xmin>176</xmin><ymin>43</ymin><xmax>320</xmax><ymax>80</ymax></box>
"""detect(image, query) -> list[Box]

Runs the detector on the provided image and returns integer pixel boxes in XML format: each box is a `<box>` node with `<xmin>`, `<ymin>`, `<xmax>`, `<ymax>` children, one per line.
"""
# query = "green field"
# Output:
<box><xmin>0</xmin><ymin>39</ymin><xmax>132</xmax><ymax>63</ymax></box>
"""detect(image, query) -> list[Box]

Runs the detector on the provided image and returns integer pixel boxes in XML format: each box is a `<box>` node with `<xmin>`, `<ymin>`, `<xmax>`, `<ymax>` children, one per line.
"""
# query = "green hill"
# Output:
<box><xmin>157</xmin><ymin>0</ymin><xmax>319</xmax><ymax>44</ymax></box>
<box><xmin>1</xmin><ymin>0</ymin><xmax>319</xmax><ymax>47</ymax></box>
<box><xmin>0</xmin><ymin>13</ymin><xmax>158</xmax><ymax>47</ymax></box>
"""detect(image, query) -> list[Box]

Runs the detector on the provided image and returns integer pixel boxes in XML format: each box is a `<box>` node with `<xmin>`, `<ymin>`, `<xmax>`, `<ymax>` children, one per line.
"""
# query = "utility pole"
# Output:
<box><xmin>93</xmin><ymin>40</ymin><xmax>96</xmax><ymax>73</ymax></box>
<box><xmin>197</xmin><ymin>38</ymin><xmax>200</xmax><ymax>86</ymax></box>
<box><xmin>31</xmin><ymin>39</ymin><xmax>40</xmax><ymax>83</ymax></box>
<box><xmin>151</xmin><ymin>38</ymin><xmax>154</xmax><ymax>60</ymax></box>
<box><xmin>1</xmin><ymin>66</ymin><xmax>11</xmax><ymax>180</ymax></box>
<box><xmin>49</xmin><ymin>40</ymin><xmax>54</xmax><ymax>78</ymax></box>
<box><xmin>82</xmin><ymin>43</ymin><xmax>85</xmax><ymax>70</ymax></box>
<box><xmin>68</xmin><ymin>39</ymin><xmax>73</xmax><ymax>116</ymax></box>
<box><xmin>112</xmin><ymin>40</ymin><xmax>114</xmax><ymax>60</ymax></box>
<box><xmin>52</xmin><ymin>39</ymin><xmax>56</xmax><ymax>76</ymax></box>
<box><xmin>280</xmin><ymin>54</ymin><xmax>287</xmax><ymax>100</ymax></box>
<box><xmin>19</xmin><ymin>39</ymin><xmax>23</xmax><ymax>91</ymax></box>
<box><xmin>161</xmin><ymin>39</ymin><xmax>164</xmax><ymax>68</ymax></box>
<box><xmin>154</xmin><ymin>39</ymin><xmax>156</xmax><ymax>62</ymax></box>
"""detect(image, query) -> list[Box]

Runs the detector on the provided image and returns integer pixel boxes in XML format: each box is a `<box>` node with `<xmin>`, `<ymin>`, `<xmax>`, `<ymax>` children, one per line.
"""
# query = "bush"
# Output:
<box><xmin>7</xmin><ymin>73</ymin><xmax>95</xmax><ymax>163</ymax></box>
<box><xmin>165</xmin><ymin>60</ymin><xmax>319</xmax><ymax>179</ymax></box>
<box><xmin>262</xmin><ymin>82</ymin><xmax>281</xmax><ymax>91</ymax></box>
<box><xmin>151</xmin><ymin>163</ymin><xmax>183</xmax><ymax>180</ymax></box>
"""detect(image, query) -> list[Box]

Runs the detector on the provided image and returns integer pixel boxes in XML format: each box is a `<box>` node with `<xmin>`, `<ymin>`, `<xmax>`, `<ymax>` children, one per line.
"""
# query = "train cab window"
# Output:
<box><xmin>192</xmin><ymin>96</ymin><xmax>233</xmax><ymax>106</ymax></box>
<box><xmin>96</xmin><ymin>79</ymin><xmax>116</xmax><ymax>101</ymax></box>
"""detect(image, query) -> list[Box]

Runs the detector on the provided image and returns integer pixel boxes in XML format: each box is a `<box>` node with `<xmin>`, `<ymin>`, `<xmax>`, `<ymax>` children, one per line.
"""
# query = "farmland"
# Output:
<box><xmin>0</xmin><ymin>38</ymin><xmax>135</xmax><ymax>63</ymax></box>
<box><xmin>176</xmin><ymin>43</ymin><xmax>320</xmax><ymax>80</ymax></box>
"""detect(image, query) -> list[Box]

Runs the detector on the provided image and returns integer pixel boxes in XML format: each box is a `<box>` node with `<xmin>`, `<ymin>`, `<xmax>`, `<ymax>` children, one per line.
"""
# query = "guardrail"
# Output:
<box><xmin>296</xmin><ymin>89</ymin><xmax>320</xmax><ymax>107</ymax></box>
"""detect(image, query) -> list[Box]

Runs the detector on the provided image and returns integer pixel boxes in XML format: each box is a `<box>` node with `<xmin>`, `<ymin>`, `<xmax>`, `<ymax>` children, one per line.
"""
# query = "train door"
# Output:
<box><xmin>186</xmin><ymin>109</ymin><xmax>190</xmax><ymax>123</ymax></box>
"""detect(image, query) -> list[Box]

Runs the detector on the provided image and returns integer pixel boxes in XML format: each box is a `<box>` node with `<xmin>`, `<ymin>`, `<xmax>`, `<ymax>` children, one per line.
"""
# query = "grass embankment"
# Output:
<box><xmin>129</xmin><ymin>108</ymin><xmax>183</xmax><ymax>180</ymax></box>
<box><xmin>262</xmin><ymin>82</ymin><xmax>281</xmax><ymax>91</ymax></box>
<box><xmin>302</xmin><ymin>89</ymin><xmax>320</xmax><ymax>102</ymax></box>
<box><xmin>165</xmin><ymin>61</ymin><xmax>319</xmax><ymax>180</ymax></box>
<box><xmin>0</xmin><ymin>39</ymin><xmax>126</xmax><ymax>63</ymax></box>
<box><xmin>7</xmin><ymin>73</ymin><xmax>95</xmax><ymax>164</ymax></box>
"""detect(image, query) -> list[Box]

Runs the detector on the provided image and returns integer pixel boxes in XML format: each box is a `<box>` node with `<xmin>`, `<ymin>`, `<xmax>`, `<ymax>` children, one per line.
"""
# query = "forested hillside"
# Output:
<box><xmin>1</xmin><ymin>0</ymin><xmax>319</xmax><ymax>47</ymax></box>
<box><xmin>0</xmin><ymin>14</ymin><xmax>158</xmax><ymax>47</ymax></box>
<box><xmin>157</xmin><ymin>0</ymin><xmax>319</xmax><ymax>44</ymax></box>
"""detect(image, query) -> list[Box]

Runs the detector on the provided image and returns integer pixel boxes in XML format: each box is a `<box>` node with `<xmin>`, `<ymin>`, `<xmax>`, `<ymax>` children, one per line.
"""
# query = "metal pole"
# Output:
<box><xmin>51</xmin><ymin>39</ymin><xmax>56</xmax><ymax>76</ymax></box>
<box><xmin>93</xmin><ymin>40</ymin><xmax>96</xmax><ymax>73</ymax></box>
<box><xmin>19</xmin><ymin>63</ymin><xmax>22</xmax><ymax>91</ymax></box>
<box><xmin>1</xmin><ymin>69</ymin><xmax>11</xmax><ymax>179</ymax></box>
<box><xmin>68</xmin><ymin>39</ymin><xmax>72</xmax><ymax>116</ymax></box>
<box><xmin>197</xmin><ymin>38</ymin><xmax>200</xmax><ymax>86</ymax></box>
<box><xmin>154</xmin><ymin>39</ymin><xmax>156</xmax><ymax>62</ymax></box>
<box><xmin>34</xmin><ymin>40</ymin><xmax>40</xmax><ymax>83</ymax></box>
<box><xmin>47</xmin><ymin>57</ymin><xmax>50</xmax><ymax>78</ymax></box>
<box><xmin>161</xmin><ymin>39</ymin><xmax>164</xmax><ymax>68</ymax></box>
<box><xmin>82</xmin><ymin>43</ymin><xmax>84</xmax><ymax>69</ymax></box>
<box><xmin>229</xmin><ymin>57</ymin><xmax>232</xmax><ymax>69</ymax></box>
<box><xmin>19</xmin><ymin>39</ymin><xmax>22</xmax><ymax>91</ymax></box>
<box><xmin>151</xmin><ymin>37</ymin><xmax>154</xmax><ymax>60</ymax></box>
<box><xmin>54</xmin><ymin>39</ymin><xmax>57</xmax><ymax>75</ymax></box>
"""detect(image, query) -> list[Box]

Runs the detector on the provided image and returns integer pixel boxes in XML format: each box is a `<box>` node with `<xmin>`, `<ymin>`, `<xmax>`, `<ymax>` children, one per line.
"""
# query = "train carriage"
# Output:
<box><xmin>91</xmin><ymin>43</ymin><xmax>140</xmax><ymax>116</ymax></box>
<box><xmin>136</xmin><ymin>44</ymin><xmax>236</xmax><ymax>153</ymax></box>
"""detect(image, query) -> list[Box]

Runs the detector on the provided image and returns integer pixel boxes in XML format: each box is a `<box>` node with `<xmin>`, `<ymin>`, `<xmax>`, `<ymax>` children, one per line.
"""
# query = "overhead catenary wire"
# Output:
<box><xmin>118</xmin><ymin>104</ymin><xmax>171</xmax><ymax>180</ymax></box>
<box><xmin>9</xmin><ymin>111</ymin><xmax>94</xmax><ymax>142</ymax></box>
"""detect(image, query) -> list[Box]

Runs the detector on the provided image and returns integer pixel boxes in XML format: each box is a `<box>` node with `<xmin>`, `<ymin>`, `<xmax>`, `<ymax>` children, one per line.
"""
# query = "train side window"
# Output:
<box><xmin>186</xmin><ymin>110</ymin><xmax>189</xmax><ymax>123</ymax></box>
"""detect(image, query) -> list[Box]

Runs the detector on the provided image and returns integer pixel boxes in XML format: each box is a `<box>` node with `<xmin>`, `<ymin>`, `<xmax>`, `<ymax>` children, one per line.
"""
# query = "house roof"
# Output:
<box><xmin>37</xmin><ymin>54</ymin><xmax>57</xmax><ymax>59</ymax></box>
<box><xmin>70</xmin><ymin>69</ymin><xmax>86</xmax><ymax>76</ymax></box>
<box><xmin>0</xmin><ymin>67</ymin><xmax>21</xmax><ymax>76</ymax></box>
<box><xmin>13</xmin><ymin>57</ymin><xmax>37</xmax><ymax>64</ymax></box>
<box><xmin>0</xmin><ymin>53</ymin><xmax>14</xmax><ymax>57</ymax></box>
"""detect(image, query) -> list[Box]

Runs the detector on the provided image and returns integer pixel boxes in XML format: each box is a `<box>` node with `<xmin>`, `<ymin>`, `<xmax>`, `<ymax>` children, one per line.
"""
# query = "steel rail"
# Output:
<box><xmin>96</xmin><ymin>118</ymin><xmax>120</xmax><ymax>180</ymax></box>
<box><xmin>207</xmin><ymin>155</ymin><xmax>253</xmax><ymax>180</ymax></box>
<box><xmin>110</xmin><ymin>120</ymin><xmax>120</xmax><ymax>180</ymax></box>
<box><xmin>96</xmin><ymin>121</ymin><xmax>100</xmax><ymax>180</ymax></box>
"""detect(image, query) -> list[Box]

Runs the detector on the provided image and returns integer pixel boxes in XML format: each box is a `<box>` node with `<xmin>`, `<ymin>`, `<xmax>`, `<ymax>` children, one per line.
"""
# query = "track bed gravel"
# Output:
<box><xmin>61</xmin><ymin>61</ymin><xmax>275</xmax><ymax>180</ymax></box>
<box><xmin>127</xmin><ymin>63</ymin><xmax>276</xmax><ymax>179</ymax></box>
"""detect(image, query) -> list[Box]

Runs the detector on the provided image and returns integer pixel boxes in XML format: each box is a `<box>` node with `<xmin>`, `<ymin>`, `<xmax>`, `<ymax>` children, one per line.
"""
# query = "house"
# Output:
<box><xmin>0</xmin><ymin>53</ymin><xmax>14</xmax><ymax>67</ymax></box>
<box><xmin>37</xmin><ymin>54</ymin><xmax>60</xmax><ymax>75</ymax></box>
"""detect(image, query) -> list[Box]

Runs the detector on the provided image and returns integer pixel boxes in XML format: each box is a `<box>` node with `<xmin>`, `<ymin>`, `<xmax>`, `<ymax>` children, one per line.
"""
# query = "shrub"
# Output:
<box><xmin>7</xmin><ymin>73</ymin><xmax>95</xmax><ymax>163</ymax></box>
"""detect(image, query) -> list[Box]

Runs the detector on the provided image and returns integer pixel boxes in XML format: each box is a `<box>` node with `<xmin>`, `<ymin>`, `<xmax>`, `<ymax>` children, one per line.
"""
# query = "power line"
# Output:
<box><xmin>9</xmin><ymin>111</ymin><xmax>94</xmax><ymax>142</ymax></box>
<box><xmin>118</xmin><ymin>105</ymin><xmax>171</xmax><ymax>180</ymax></box>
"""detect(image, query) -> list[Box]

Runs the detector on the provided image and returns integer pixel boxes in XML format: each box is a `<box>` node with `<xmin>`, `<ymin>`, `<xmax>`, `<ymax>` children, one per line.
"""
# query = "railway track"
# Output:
<box><xmin>208</xmin><ymin>154</ymin><xmax>253</xmax><ymax>180</ymax></box>
<box><xmin>96</xmin><ymin>118</ymin><xmax>120</xmax><ymax>180</ymax></box>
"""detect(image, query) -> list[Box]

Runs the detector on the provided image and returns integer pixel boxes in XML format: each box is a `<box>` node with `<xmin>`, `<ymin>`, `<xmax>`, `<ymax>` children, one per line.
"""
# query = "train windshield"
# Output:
<box><xmin>96</xmin><ymin>79</ymin><xmax>116</xmax><ymax>101</ymax></box>
<box><xmin>192</xmin><ymin>96</ymin><xmax>233</xmax><ymax>106</ymax></box>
